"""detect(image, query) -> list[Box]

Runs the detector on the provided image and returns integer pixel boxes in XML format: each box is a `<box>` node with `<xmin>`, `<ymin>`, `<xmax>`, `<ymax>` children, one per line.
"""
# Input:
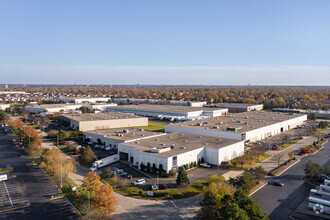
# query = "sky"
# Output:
<box><xmin>0</xmin><ymin>0</ymin><xmax>330</xmax><ymax>85</ymax></box>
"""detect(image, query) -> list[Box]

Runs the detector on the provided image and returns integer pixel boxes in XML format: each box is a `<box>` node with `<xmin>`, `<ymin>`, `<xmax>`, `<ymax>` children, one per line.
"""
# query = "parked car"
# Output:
<box><xmin>119</xmin><ymin>172</ymin><xmax>127</xmax><ymax>177</ymax></box>
<box><xmin>105</xmin><ymin>147</ymin><xmax>111</xmax><ymax>151</ymax></box>
<box><xmin>127</xmin><ymin>175</ymin><xmax>133</xmax><ymax>179</ymax></box>
<box><xmin>94</xmin><ymin>145</ymin><xmax>101</xmax><ymax>148</ymax></box>
<box><xmin>60</xmin><ymin>141</ymin><xmax>67</xmax><ymax>145</ymax></box>
<box><xmin>160</xmin><ymin>184</ymin><xmax>167</xmax><ymax>190</ymax></box>
<box><xmin>151</xmin><ymin>183</ymin><xmax>158</xmax><ymax>190</ymax></box>
<box><xmin>87</xmin><ymin>142</ymin><xmax>94</xmax><ymax>145</ymax></box>
<box><xmin>133</xmin><ymin>179</ymin><xmax>146</xmax><ymax>186</ymax></box>
<box><xmin>300</xmin><ymin>149</ymin><xmax>308</xmax><ymax>154</ymax></box>
<box><xmin>275</xmin><ymin>180</ymin><xmax>284</xmax><ymax>186</ymax></box>
<box><xmin>200</xmin><ymin>163</ymin><xmax>211</xmax><ymax>168</ymax></box>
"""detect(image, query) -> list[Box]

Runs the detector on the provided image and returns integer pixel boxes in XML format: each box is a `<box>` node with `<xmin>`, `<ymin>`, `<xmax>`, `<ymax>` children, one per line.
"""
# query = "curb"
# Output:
<box><xmin>273</xmin><ymin>159</ymin><xmax>301</xmax><ymax>177</ymax></box>
<box><xmin>249</xmin><ymin>182</ymin><xmax>268</xmax><ymax>196</ymax></box>
<box><xmin>0</xmin><ymin>203</ymin><xmax>31</xmax><ymax>213</ymax></box>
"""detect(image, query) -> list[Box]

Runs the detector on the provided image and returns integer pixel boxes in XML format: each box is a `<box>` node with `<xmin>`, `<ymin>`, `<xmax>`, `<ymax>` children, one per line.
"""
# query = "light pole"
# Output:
<box><xmin>57</xmin><ymin>134</ymin><xmax>59</xmax><ymax>147</ymax></box>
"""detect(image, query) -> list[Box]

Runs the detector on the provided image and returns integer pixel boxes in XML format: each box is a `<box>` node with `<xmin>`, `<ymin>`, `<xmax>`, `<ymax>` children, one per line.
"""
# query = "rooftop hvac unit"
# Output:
<box><xmin>170</xmin><ymin>144</ymin><xmax>175</xmax><ymax>149</ymax></box>
<box><xmin>214</xmin><ymin>126</ymin><xmax>219</xmax><ymax>129</ymax></box>
<box><xmin>217</xmin><ymin>139</ymin><xmax>221</xmax><ymax>141</ymax></box>
<box><xmin>184</xmin><ymin>140</ymin><xmax>188</xmax><ymax>142</ymax></box>
<box><xmin>199</xmin><ymin>136</ymin><xmax>203</xmax><ymax>138</ymax></box>
<box><xmin>204</xmin><ymin>143</ymin><xmax>208</xmax><ymax>145</ymax></box>
<box><xmin>155</xmin><ymin>139</ymin><xmax>159</xmax><ymax>141</ymax></box>
<box><xmin>180</xmin><ymin>147</ymin><xmax>186</xmax><ymax>149</ymax></box>
<box><xmin>160</xmin><ymin>143</ymin><xmax>166</xmax><ymax>146</ymax></box>
<box><xmin>123</xmin><ymin>129</ymin><xmax>129</xmax><ymax>133</ymax></box>
<box><xmin>179</xmin><ymin>133</ymin><xmax>184</xmax><ymax>136</ymax></box>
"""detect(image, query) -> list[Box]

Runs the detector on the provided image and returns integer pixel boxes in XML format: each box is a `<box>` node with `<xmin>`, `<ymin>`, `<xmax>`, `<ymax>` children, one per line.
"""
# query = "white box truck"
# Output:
<box><xmin>90</xmin><ymin>154</ymin><xmax>119</xmax><ymax>172</ymax></box>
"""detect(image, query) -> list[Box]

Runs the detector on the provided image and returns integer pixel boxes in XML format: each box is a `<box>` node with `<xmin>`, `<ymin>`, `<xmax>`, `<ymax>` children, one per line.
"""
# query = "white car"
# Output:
<box><xmin>88</xmin><ymin>142</ymin><xmax>94</xmax><ymax>145</ymax></box>
<box><xmin>200</xmin><ymin>163</ymin><xmax>211</xmax><ymax>168</ymax></box>
<box><xmin>105</xmin><ymin>147</ymin><xmax>111</xmax><ymax>151</ymax></box>
<box><xmin>133</xmin><ymin>179</ymin><xmax>146</xmax><ymax>186</ymax></box>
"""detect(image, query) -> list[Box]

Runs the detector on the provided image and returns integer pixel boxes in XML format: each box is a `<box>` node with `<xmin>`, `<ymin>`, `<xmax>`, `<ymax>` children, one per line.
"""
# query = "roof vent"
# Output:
<box><xmin>179</xmin><ymin>133</ymin><xmax>184</xmax><ymax>136</ymax></box>
<box><xmin>160</xmin><ymin>143</ymin><xmax>166</xmax><ymax>146</ymax></box>
<box><xmin>217</xmin><ymin>139</ymin><xmax>221</xmax><ymax>141</ymax></box>
<box><xmin>204</xmin><ymin>143</ymin><xmax>208</xmax><ymax>145</ymax></box>
<box><xmin>155</xmin><ymin>139</ymin><xmax>159</xmax><ymax>141</ymax></box>
<box><xmin>184</xmin><ymin>140</ymin><xmax>188</xmax><ymax>142</ymax></box>
<box><xmin>214</xmin><ymin>126</ymin><xmax>219</xmax><ymax>129</ymax></box>
<box><xmin>199</xmin><ymin>136</ymin><xmax>203</xmax><ymax>138</ymax></box>
<box><xmin>171</xmin><ymin>144</ymin><xmax>175</xmax><ymax>148</ymax></box>
<box><xmin>180</xmin><ymin>146</ymin><xmax>186</xmax><ymax>149</ymax></box>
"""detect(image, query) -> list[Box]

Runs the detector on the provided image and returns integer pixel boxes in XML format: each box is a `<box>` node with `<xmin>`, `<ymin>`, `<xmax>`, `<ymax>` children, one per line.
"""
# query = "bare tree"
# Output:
<box><xmin>272</xmin><ymin>153</ymin><xmax>285</xmax><ymax>167</ymax></box>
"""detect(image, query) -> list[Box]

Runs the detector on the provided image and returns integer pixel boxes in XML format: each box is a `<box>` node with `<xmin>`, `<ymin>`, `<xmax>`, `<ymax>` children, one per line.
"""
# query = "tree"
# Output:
<box><xmin>308</xmin><ymin>113</ymin><xmax>317</xmax><ymax>120</ymax></box>
<box><xmin>304</xmin><ymin>160</ymin><xmax>323</xmax><ymax>179</ymax></box>
<box><xmin>58</xmin><ymin>129</ymin><xmax>68</xmax><ymax>141</ymax></box>
<box><xmin>288</xmin><ymin>151</ymin><xmax>294</xmax><ymax>160</ymax></box>
<box><xmin>80</xmin><ymin>146</ymin><xmax>96</xmax><ymax>165</ymax></box>
<box><xmin>248</xmin><ymin>167</ymin><xmax>267</xmax><ymax>183</ymax></box>
<box><xmin>47</xmin><ymin>130</ymin><xmax>58</xmax><ymax>138</ymax></box>
<box><xmin>93</xmin><ymin>183</ymin><xmax>117</xmax><ymax>215</ymax></box>
<box><xmin>79</xmin><ymin>106</ymin><xmax>91</xmax><ymax>114</ymax></box>
<box><xmin>223</xmin><ymin>202</ymin><xmax>249</xmax><ymax>220</ymax></box>
<box><xmin>81</xmin><ymin>172</ymin><xmax>101</xmax><ymax>196</ymax></box>
<box><xmin>236</xmin><ymin>172</ymin><xmax>256</xmax><ymax>194</ymax></box>
<box><xmin>272</xmin><ymin>153</ymin><xmax>284</xmax><ymax>167</ymax></box>
<box><xmin>323</xmin><ymin>167</ymin><xmax>330</xmax><ymax>176</ymax></box>
<box><xmin>319</xmin><ymin>121</ymin><xmax>328</xmax><ymax>129</ymax></box>
<box><xmin>282</xmin><ymin>134</ymin><xmax>290</xmax><ymax>145</ymax></box>
<box><xmin>176</xmin><ymin>166</ymin><xmax>190</xmax><ymax>185</ymax></box>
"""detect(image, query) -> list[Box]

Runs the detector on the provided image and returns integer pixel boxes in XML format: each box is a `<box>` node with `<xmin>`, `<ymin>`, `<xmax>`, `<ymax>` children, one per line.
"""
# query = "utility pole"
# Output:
<box><xmin>60</xmin><ymin>165</ymin><xmax>63</xmax><ymax>188</ymax></box>
<box><xmin>88</xmin><ymin>191</ymin><xmax>91</xmax><ymax>220</ymax></box>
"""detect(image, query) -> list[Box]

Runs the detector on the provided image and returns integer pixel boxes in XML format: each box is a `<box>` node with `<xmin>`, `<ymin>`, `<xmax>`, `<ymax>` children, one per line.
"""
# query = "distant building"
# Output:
<box><xmin>165</xmin><ymin>111</ymin><xmax>307</xmax><ymax>142</ymax></box>
<box><xmin>106</xmin><ymin>104</ymin><xmax>228</xmax><ymax>121</ymax></box>
<box><xmin>111</xmin><ymin>98</ymin><xmax>206</xmax><ymax>107</ymax></box>
<box><xmin>205</xmin><ymin>103</ymin><xmax>264</xmax><ymax>113</ymax></box>
<box><xmin>24</xmin><ymin>103</ymin><xmax>117</xmax><ymax>114</ymax></box>
<box><xmin>61</xmin><ymin>112</ymin><xmax>148</xmax><ymax>131</ymax></box>
<box><xmin>118</xmin><ymin>132</ymin><xmax>244</xmax><ymax>173</ymax></box>
<box><xmin>273</xmin><ymin>108</ymin><xmax>330</xmax><ymax>120</ymax></box>
<box><xmin>58</xmin><ymin>97</ymin><xmax>111</xmax><ymax>103</ymax></box>
<box><xmin>0</xmin><ymin>104</ymin><xmax>10</xmax><ymax>110</ymax></box>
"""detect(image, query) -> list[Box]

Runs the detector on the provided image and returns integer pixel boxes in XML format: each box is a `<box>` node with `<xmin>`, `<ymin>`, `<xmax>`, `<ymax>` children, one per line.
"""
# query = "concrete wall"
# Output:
<box><xmin>73</xmin><ymin>117</ymin><xmax>148</xmax><ymax>131</ymax></box>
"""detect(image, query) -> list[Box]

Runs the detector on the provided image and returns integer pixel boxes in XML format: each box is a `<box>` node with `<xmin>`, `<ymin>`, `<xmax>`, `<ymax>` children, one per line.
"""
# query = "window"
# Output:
<box><xmin>241</xmin><ymin>133</ymin><xmax>246</xmax><ymax>140</ymax></box>
<box><xmin>172</xmin><ymin>156</ymin><xmax>177</xmax><ymax>166</ymax></box>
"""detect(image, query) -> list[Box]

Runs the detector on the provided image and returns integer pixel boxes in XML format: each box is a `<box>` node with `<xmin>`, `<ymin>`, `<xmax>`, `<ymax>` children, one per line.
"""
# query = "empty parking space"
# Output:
<box><xmin>0</xmin><ymin>178</ymin><xmax>29</xmax><ymax>210</ymax></box>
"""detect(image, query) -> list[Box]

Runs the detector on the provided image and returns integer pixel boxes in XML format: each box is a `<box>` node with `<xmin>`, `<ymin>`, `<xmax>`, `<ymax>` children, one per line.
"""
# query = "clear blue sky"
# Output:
<box><xmin>0</xmin><ymin>0</ymin><xmax>329</xmax><ymax>85</ymax></box>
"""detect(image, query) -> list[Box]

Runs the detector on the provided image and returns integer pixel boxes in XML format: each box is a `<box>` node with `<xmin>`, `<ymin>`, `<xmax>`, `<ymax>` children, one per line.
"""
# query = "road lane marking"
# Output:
<box><xmin>170</xmin><ymin>200</ymin><xmax>178</xmax><ymax>209</ymax></box>
<box><xmin>3</xmin><ymin>181</ymin><xmax>13</xmax><ymax>206</ymax></box>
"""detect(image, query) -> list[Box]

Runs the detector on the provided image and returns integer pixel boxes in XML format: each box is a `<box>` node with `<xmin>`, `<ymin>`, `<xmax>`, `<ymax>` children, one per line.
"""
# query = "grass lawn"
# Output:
<box><xmin>57</xmin><ymin>145</ymin><xmax>75</xmax><ymax>156</ymax></box>
<box><xmin>0</xmin><ymin>167</ymin><xmax>12</xmax><ymax>173</ymax></box>
<box><xmin>278</xmin><ymin>139</ymin><xmax>302</xmax><ymax>150</ymax></box>
<box><xmin>225</xmin><ymin>153</ymin><xmax>272</xmax><ymax>170</ymax></box>
<box><xmin>102</xmin><ymin>174</ymin><xmax>224</xmax><ymax>200</ymax></box>
<box><xmin>134</xmin><ymin>121</ymin><xmax>166</xmax><ymax>132</ymax></box>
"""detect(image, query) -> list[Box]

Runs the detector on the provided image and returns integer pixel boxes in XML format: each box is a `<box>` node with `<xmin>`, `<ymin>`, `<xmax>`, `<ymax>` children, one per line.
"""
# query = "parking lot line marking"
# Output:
<box><xmin>170</xmin><ymin>200</ymin><xmax>178</xmax><ymax>209</ymax></box>
<box><xmin>3</xmin><ymin>181</ymin><xmax>13</xmax><ymax>206</ymax></box>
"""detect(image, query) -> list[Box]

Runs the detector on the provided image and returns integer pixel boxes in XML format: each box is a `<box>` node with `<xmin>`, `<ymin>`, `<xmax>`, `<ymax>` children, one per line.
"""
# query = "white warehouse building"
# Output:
<box><xmin>118</xmin><ymin>133</ymin><xmax>244</xmax><ymax>173</ymax></box>
<box><xmin>84</xmin><ymin>128</ymin><xmax>165</xmax><ymax>149</ymax></box>
<box><xmin>61</xmin><ymin>112</ymin><xmax>148</xmax><ymax>131</ymax></box>
<box><xmin>58</xmin><ymin>97</ymin><xmax>111</xmax><ymax>103</ymax></box>
<box><xmin>24</xmin><ymin>103</ymin><xmax>117</xmax><ymax>114</ymax></box>
<box><xmin>106</xmin><ymin>104</ymin><xmax>228</xmax><ymax>121</ymax></box>
<box><xmin>165</xmin><ymin>111</ymin><xmax>307</xmax><ymax>142</ymax></box>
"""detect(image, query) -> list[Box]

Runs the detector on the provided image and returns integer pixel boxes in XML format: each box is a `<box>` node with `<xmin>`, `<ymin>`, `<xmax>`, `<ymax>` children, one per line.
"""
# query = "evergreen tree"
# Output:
<box><xmin>176</xmin><ymin>166</ymin><xmax>190</xmax><ymax>185</ymax></box>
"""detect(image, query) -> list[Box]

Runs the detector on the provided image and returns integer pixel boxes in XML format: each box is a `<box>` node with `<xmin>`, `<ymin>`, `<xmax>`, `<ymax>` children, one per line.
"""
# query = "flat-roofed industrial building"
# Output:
<box><xmin>118</xmin><ymin>132</ymin><xmax>244</xmax><ymax>173</ymax></box>
<box><xmin>84</xmin><ymin>128</ymin><xmax>165</xmax><ymax>149</ymax></box>
<box><xmin>24</xmin><ymin>103</ymin><xmax>117</xmax><ymax>114</ymax></box>
<box><xmin>165</xmin><ymin>111</ymin><xmax>307</xmax><ymax>142</ymax></box>
<box><xmin>205</xmin><ymin>103</ymin><xmax>264</xmax><ymax>113</ymax></box>
<box><xmin>106</xmin><ymin>104</ymin><xmax>228</xmax><ymax>121</ymax></box>
<box><xmin>61</xmin><ymin>112</ymin><xmax>148</xmax><ymax>131</ymax></box>
<box><xmin>58</xmin><ymin>97</ymin><xmax>111</xmax><ymax>103</ymax></box>
<box><xmin>112</xmin><ymin>98</ymin><xmax>206</xmax><ymax>107</ymax></box>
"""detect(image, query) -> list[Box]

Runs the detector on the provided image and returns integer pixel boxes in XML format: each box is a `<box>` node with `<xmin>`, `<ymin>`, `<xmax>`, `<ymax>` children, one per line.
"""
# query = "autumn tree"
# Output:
<box><xmin>93</xmin><ymin>183</ymin><xmax>117</xmax><ymax>214</ymax></box>
<box><xmin>81</xmin><ymin>172</ymin><xmax>101</xmax><ymax>196</ymax></box>
<box><xmin>40</xmin><ymin>148</ymin><xmax>76</xmax><ymax>184</ymax></box>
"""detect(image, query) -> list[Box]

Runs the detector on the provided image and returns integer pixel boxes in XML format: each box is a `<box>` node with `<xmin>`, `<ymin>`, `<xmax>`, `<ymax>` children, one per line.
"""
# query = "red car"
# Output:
<box><xmin>60</xmin><ymin>141</ymin><xmax>67</xmax><ymax>145</ymax></box>
<box><xmin>14</xmin><ymin>142</ymin><xmax>23</xmax><ymax>146</ymax></box>
<box><xmin>301</xmin><ymin>149</ymin><xmax>308</xmax><ymax>154</ymax></box>
<box><xmin>160</xmin><ymin>184</ymin><xmax>167</xmax><ymax>190</ymax></box>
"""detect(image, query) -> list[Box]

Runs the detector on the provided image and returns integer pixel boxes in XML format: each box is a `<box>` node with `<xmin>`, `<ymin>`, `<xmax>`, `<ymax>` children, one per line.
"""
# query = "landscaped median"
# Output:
<box><xmin>221</xmin><ymin>153</ymin><xmax>271</xmax><ymax>170</ymax></box>
<box><xmin>101</xmin><ymin>173</ymin><xmax>224</xmax><ymax>200</ymax></box>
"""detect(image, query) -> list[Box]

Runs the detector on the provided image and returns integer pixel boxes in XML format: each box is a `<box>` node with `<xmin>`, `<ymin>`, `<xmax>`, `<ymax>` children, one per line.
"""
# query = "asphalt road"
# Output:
<box><xmin>252</xmin><ymin>141</ymin><xmax>330</xmax><ymax>220</ymax></box>
<box><xmin>0</xmin><ymin>128</ymin><xmax>81</xmax><ymax>220</ymax></box>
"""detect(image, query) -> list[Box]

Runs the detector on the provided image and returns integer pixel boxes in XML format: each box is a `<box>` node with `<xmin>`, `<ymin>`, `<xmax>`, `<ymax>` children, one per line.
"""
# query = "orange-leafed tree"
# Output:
<box><xmin>81</xmin><ymin>172</ymin><xmax>101</xmax><ymax>196</ymax></box>
<box><xmin>94</xmin><ymin>183</ymin><xmax>117</xmax><ymax>214</ymax></box>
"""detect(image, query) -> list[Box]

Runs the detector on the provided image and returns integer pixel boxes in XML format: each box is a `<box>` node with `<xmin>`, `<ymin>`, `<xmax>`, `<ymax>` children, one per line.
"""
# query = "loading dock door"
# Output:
<box><xmin>119</xmin><ymin>152</ymin><xmax>129</xmax><ymax>161</ymax></box>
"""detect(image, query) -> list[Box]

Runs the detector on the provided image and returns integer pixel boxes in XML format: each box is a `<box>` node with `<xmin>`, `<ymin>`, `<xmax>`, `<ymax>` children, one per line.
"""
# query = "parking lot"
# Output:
<box><xmin>0</xmin><ymin>177</ymin><xmax>29</xmax><ymax>211</ymax></box>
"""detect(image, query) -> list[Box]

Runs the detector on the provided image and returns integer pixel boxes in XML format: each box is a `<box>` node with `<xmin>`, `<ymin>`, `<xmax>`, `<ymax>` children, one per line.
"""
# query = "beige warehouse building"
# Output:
<box><xmin>61</xmin><ymin>112</ymin><xmax>148</xmax><ymax>131</ymax></box>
